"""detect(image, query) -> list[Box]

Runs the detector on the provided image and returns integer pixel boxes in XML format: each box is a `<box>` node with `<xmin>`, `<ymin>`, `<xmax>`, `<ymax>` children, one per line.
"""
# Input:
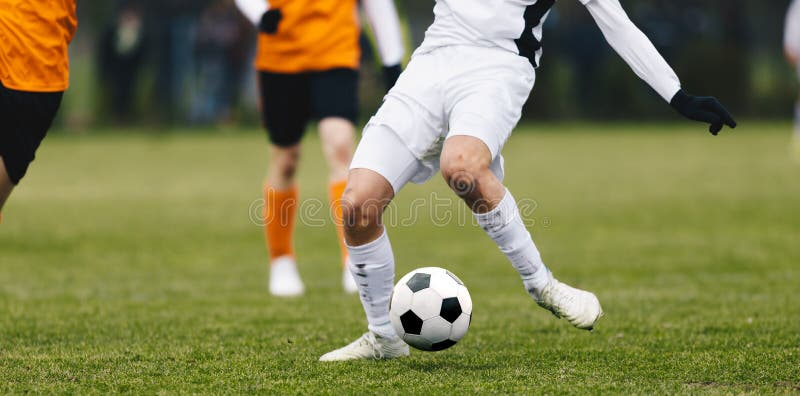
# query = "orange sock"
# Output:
<box><xmin>264</xmin><ymin>185</ymin><xmax>298</xmax><ymax>262</ymax></box>
<box><xmin>328</xmin><ymin>179</ymin><xmax>348</xmax><ymax>268</ymax></box>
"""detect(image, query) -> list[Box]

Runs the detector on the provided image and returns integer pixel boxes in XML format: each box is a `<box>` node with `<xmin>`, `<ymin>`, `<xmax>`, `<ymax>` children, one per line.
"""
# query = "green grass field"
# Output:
<box><xmin>1</xmin><ymin>123</ymin><xmax>799</xmax><ymax>394</ymax></box>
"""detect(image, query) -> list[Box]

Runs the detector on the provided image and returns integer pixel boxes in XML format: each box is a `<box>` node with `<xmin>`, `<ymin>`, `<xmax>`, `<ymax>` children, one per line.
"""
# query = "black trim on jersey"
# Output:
<box><xmin>514</xmin><ymin>0</ymin><xmax>556</xmax><ymax>68</ymax></box>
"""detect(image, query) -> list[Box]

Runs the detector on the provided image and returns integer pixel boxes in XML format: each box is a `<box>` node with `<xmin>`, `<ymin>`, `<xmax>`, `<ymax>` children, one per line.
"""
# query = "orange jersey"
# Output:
<box><xmin>256</xmin><ymin>0</ymin><xmax>360</xmax><ymax>73</ymax></box>
<box><xmin>0</xmin><ymin>0</ymin><xmax>77</xmax><ymax>92</ymax></box>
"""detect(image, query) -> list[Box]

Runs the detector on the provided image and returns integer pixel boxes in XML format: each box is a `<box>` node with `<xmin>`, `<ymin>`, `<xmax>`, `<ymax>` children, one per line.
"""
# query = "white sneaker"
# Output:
<box><xmin>533</xmin><ymin>278</ymin><xmax>603</xmax><ymax>330</ymax></box>
<box><xmin>269</xmin><ymin>256</ymin><xmax>304</xmax><ymax>297</ymax></box>
<box><xmin>319</xmin><ymin>331</ymin><xmax>410</xmax><ymax>362</ymax></box>
<box><xmin>342</xmin><ymin>257</ymin><xmax>358</xmax><ymax>294</ymax></box>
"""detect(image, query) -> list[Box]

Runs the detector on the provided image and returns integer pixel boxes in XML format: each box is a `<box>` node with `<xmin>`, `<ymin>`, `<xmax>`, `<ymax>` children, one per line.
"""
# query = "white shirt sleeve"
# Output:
<box><xmin>362</xmin><ymin>0</ymin><xmax>405</xmax><ymax>66</ymax></box>
<box><xmin>235</xmin><ymin>0</ymin><xmax>269</xmax><ymax>26</ymax></box>
<box><xmin>582</xmin><ymin>0</ymin><xmax>681</xmax><ymax>102</ymax></box>
<box><xmin>785</xmin><ymin>0</ymin><xmax>800</xmax><ymax>57</ymax></box>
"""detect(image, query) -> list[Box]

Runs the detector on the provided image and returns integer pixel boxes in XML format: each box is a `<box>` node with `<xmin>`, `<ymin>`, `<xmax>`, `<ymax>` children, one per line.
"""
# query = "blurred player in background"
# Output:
<box><xmin>320</xmin><ymin>0</ymin><xmax>736</xmax><ymax>361</ymax></box>
<box><xmin>785</xmin><ymin>0</ymin><xmax>800</xmax><ymax>157</ymax></box>
<box><xmin>0</xmin><ymin>0</ymin><xmax>77</xmax><ymax>219</ymax></box>
<box><xmin>234</xmin><ymin>0</ymin><xmax>405</xmax><ymax>296</ymax></box>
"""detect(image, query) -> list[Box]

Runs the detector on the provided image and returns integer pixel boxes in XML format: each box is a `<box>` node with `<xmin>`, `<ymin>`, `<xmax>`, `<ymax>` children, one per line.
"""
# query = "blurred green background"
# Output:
<box><xmin>62</xmin><ymin>0</ymin><xmax>800</xmax><ymax>129</ymax></box>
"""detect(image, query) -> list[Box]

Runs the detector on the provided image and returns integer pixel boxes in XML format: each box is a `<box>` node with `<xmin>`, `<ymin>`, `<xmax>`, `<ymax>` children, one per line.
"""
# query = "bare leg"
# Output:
<box><xmin>318</xmin><ymin>117</ymin><xmax>355</xmax><ymax>182</ymax></box>
<box><xmin>318</xmin><ymin>117</ymin><xmax>358</xmax><ymax>285</ymax></box>
<box><xmin>440</xmin><ymin>136</ymin><xmax>506</xmax><ymax>213</ymax></box>
<box><xmin>266</xmin><ymin>143</ymin><xmax>300</xmax><ymax>189</ymax></box>
<box><xmin>341</xmin><ymin>168</ymin><xmax>395</xmax><ymax>246</ymax></box>
<box><xmin>0</xmin><ymin>157</ymin><xmax>15</xmax><ymax>211</ymax></box>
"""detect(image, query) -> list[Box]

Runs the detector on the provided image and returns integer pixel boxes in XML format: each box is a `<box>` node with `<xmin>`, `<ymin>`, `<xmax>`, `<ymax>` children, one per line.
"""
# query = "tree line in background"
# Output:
<box><xmin>61</xmin><ymin>0</ymin><xmax>798</xmax><ymax>128</ymax></box>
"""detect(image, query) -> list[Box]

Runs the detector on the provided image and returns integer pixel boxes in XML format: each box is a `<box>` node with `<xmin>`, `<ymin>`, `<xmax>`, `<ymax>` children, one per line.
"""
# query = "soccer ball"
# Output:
<box><xmin>389</xmin><ymin>267</ymin><xmax>472</xmax><ymax>351</ymax></box>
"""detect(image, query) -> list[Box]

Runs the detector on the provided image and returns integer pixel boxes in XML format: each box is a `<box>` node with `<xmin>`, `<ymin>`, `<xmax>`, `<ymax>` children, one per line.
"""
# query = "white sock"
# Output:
<box><xmin>347</xmin><ymin>228</ymin><xmax>397</xmax><ymax>338</ymax></box>
<box><xmin>474</xmin><ymin>189</ymin><xmax>551</xmax><ymax>295</ymax></box>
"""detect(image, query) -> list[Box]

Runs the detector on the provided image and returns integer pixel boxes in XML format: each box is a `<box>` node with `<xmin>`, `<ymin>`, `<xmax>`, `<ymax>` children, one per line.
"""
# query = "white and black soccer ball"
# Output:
<box><xmin>389</xmin><ymin>267</ymin><xmax>472</xmax><ymax>351</ymax></box>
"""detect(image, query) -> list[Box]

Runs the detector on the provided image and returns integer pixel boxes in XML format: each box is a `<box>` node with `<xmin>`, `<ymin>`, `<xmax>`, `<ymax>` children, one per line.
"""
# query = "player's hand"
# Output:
<box><xmin>382</xmin><ymin>64</ymin><xmax>402</xmax><ymax>92</ymax></box>
<box><xmin>670</xmin><ymin>89</ymin><xmax>737</xmax><ymax>135</ymax></box>
<box><xmin>259</xmin><ymin>9</ymin><xmax>282</xmax><ymax>34</ymax></box>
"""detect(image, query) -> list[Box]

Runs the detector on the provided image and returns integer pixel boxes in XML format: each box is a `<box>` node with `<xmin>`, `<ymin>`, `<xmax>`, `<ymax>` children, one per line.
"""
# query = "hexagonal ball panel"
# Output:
<box><xmin>400</xmin><ymin>310</ymin><xmax>423</xmax><ymax>335</ymax></box>
<box><xmin>390</xmin><ymin>283</ymin><xmax>414</xmax><ymax>315</ymax></box>
<box><xmin>410</xmin><ymin>288</ymin><xmax>443</xmax><ymax>320</ymax></box>
<box><xmin>431</xmin><ymin>339</ymin><xmax>457</xmax><ymax>352</ymax></box>
<box><xmin>429</xmin><ymin>272</ymin><xmax>458</xmax><ymax>300</ymax></box>
<box><xmin>406</xmin><ymin>272</ymin><xmax>431</xmax><ymax>292</ymax></box>
<box><xmin>420</xmin><ymin>316</ymin><xmax>452</xmax><ymax>344</ymax></box>
<box><xmin>449</xmin><ymin>313</ymin><xmax>471</xmax><ymax>342</ymax></box>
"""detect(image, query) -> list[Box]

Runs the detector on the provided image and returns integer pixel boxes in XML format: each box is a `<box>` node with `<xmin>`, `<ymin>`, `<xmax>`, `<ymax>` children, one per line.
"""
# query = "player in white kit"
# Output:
<box><xmin>320</xmin><ymin>0</ymin><xmax>737</xmax><ymax>361</ymax></box>
<box><xmin>786</xmin><ymin>0</ymin><xmax>800</xmax><ymax>156</ymax></box>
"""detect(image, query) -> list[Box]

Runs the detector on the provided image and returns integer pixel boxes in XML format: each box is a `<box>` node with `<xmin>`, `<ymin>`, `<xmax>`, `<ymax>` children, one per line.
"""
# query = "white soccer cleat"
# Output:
<box><xmin>319</xmin><ymin>331</ymin><xmax>410</xmax><ymax>362</ymax></box>
<box><xmin>533</xmin><ymin>278</ymin><xmax>603</xmax><ymax>330</ymax></box>
<box><xmin>342</xmin><ymin>257</ymin><xmax>359</xmax><ymax>294</ymax></box>
<box><xmin>269</xmin><ymin>256</ymin><xmax>304</xmax><ymax>297</ymax></box>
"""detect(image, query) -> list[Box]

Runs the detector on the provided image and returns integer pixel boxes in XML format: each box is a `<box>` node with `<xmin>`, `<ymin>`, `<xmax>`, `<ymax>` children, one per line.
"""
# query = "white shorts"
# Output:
<box><xmin>350</xmin><ymin>45</ymin><xmax>535</xmax><ymax>193</ymax></box>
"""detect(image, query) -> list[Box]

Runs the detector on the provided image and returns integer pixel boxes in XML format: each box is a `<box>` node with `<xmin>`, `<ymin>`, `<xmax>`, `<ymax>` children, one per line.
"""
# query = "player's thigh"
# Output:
<box><xmin>310</xmin><ymin>68</ymin><xmax>358</xmax><ymax>125</ymax></box>
<box><xmin>440</xmin><ymin>135</ymin><xmax>493</xmax><ymax>175</ymax></box>
<box><xmin>258</xmin><ymin>71</ymin><xmax>311</xmax><ymax>147</ymax></box>
<box><xmin>446</xmin><ymin>52</ymin><xmax>535</xmax><ymax>160</ymax></box>
<box><xmin>317</xmin><ymin>117</ymin><xmax>355</xmax><ymax>166</ymax></box>
<box><xmin>0</xmin><ymin>83</ymin><xmax>63</xmax><ymax>185</ymax></box>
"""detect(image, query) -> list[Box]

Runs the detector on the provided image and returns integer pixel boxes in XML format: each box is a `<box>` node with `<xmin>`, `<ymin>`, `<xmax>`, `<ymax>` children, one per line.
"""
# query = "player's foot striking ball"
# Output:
<box><xmin>320</xmin><ymin>0</ymin><xmax>736</xmax><ymax>361</ymax></box>
<box><xmin>389</xmin><ymin>267</ymin><xmax>472</xmax><ymax>352</ymax></box>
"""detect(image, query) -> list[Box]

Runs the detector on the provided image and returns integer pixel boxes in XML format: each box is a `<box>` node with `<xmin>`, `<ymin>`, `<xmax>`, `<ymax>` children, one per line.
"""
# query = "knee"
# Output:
<box><xmin>328</xmin><ymin>137</ymin><xmax>354</xmax><ymax>167</ymax></box>
<box><xmin>272</xmin><ymin>147</ymin><xmax>300</xmax><ymax>180</ymax></box>
<box><xmin>440</xmin><ymin>152</ymin><xmax>490</xmax><ymax>198</ymax></box>
<box><xmin>341</xmin><ymin>187</ymin><xmax>383</xmax><ymax>234</ymax></box>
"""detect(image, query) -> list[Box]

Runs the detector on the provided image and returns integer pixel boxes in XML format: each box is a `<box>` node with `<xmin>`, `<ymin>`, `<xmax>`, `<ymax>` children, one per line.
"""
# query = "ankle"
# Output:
<box><xmin>369</xmin><ymin>322</ymin><xmax>397</xmax><ymax>339</ymax></box>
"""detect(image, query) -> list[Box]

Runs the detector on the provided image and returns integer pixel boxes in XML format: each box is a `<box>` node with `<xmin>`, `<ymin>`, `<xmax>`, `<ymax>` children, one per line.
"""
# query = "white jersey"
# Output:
<box><xmin>417</xmin><ymin>0</ymin><xmax>588</xmax><ymax>67</ymax></box>
<box><xmin>416</xmin><ymin>0</ymin><xmax>682</xmax><ymax>102</ymax></box>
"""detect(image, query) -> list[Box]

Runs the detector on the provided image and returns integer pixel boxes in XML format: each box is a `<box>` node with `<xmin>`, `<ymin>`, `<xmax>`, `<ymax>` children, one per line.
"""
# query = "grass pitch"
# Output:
<box><xmin>1</xmin><ymin>123</ymin><xmax>798</xmax><ymax>394</ymax></box>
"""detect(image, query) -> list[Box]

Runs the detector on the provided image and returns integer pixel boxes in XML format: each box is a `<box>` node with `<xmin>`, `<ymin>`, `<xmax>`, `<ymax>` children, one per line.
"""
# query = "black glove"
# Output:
<box><xmin>259</xmin><ymin>9</ymin><xmax>282</xmax><ymax>34</ymax></box>
<box><xmin>382</xmin><ymin>64</ymin><xmax>402</xmax><ymax>92</ymax></box>
<box><xmin>670</xmin><ymin>89</ymin><xmax>737</xmax><ymax>135</ymax></box>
